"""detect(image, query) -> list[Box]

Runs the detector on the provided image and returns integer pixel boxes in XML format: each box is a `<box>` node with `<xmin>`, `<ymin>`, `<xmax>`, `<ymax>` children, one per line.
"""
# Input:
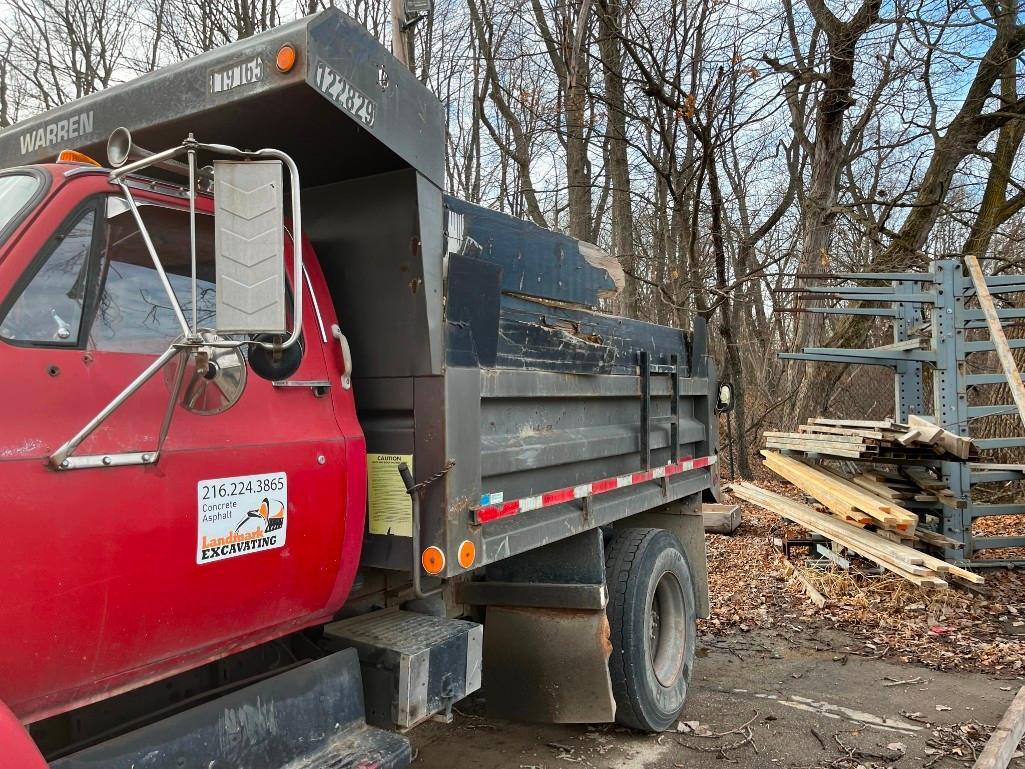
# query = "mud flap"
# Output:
<box><xmin>483</xmin><ymin>605</ymin><xmax>616</xmax><ymax>723</ymax></box>
<box><xmin>50</xmin><ymin>649</ymin><xmax>410</xmax><ymax>769</ymax></box>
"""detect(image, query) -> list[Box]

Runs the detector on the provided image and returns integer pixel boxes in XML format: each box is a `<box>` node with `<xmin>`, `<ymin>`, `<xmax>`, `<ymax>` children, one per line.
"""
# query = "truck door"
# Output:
<box><xmin>0</xmin><ymin>178</ymin><xmax>362</xmax><ymax>721</ymax></box>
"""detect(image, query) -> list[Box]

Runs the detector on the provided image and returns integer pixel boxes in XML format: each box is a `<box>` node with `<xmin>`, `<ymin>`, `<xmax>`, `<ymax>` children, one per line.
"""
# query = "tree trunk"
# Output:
<box><xmin>596</xmin><ymin>0</ymin><xmax>635</xmax><ymax>315</ymax></box>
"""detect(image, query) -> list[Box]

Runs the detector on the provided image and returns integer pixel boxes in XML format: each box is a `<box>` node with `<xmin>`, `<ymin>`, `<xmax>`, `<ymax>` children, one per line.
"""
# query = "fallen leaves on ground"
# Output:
<box><xmin>701</xmin><ymin>476</ymin><xmax>1025</xmax><ymax>673</ymax></box>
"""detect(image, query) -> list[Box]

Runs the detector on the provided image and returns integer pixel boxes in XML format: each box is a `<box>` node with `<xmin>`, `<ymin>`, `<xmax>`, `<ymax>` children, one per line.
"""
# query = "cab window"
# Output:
<box><xmin>0</xmin><ymin>173</ymin><xmax>44</xmax><ymax>244</ymax></box>
<box><xmin>0</xmin><ymin>208</ymin><xmax>95</xmax><ymax>345</ymax></box>
<box><xmin>90</xmin><ymin>202</ymin><xmax>217</xmax><ymax>353</ymax></box>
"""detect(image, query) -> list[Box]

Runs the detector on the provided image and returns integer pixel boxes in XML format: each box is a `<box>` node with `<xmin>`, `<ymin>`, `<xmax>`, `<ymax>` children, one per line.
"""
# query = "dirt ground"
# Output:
<box><xmin>411</xmin><ymin>626</ymin><xmax>1023</xmax><ymax>769</ymax></box>
<box><xmin>411</xmin><ymin>493</ymin><xmax>1025</xmax><ymax>769</ymax></box>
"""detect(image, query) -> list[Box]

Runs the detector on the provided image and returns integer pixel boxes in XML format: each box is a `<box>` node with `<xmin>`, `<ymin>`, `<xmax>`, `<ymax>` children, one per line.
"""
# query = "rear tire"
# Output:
<box><xmin>605</xmin><ymin>527</ymin><xmax>696</xmax><ymax>732</ymax></box>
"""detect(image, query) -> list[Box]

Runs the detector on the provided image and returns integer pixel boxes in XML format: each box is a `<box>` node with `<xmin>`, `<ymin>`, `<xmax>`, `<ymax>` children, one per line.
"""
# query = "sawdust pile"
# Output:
<box><xmin>700</xmin><ymin>478</ymin><xmax>1025</xmax><ymax>674</ymax></box>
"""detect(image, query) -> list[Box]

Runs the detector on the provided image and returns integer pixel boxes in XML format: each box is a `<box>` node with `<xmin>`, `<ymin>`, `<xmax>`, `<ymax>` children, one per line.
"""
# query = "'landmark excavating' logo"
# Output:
<box><xmin>197</xmin><ymin>473</ymin><xmax>288</xmax><ymax>564</ymax></box>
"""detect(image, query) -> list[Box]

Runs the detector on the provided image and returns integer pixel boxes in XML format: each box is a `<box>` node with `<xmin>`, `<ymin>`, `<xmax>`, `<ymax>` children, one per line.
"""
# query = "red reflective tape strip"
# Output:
<box><xmin>474</xmin><ymin>454</ymin><xmax>716</xmax><ymax>525</ymax></box>
<box><xmin>476</xmin><ymin>500</ymin><xmax>520</xmax><ymax>524</ymax></box>
<box><xmin>542</xmin><ymin>487</ymin><xmax>575</xmax><ymax>506</ymax></box>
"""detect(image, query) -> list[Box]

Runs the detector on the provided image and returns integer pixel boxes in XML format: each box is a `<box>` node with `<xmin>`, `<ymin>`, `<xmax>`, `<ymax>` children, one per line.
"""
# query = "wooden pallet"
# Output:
<box><xmin>765</xmin><ymin>417</ymin><xmax>978</xmax><ymax>461</ymax></box>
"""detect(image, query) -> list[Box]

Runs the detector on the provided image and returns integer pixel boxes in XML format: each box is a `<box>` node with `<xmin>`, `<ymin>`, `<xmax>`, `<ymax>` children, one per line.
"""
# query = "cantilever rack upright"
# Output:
<box><xmin>782</xmin><ymin>259</ymin><xmax>1025</xmax><ymax>566</ymax></box>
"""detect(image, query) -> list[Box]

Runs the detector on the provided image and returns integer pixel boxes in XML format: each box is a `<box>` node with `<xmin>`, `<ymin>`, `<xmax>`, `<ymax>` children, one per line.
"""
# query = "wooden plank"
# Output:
<box><xmin>729</xmin><ymin>483</ymin><xmax>947</xmax><ymax>588</ymax></box>
<box><xmin>916</xmin><ymin>552</ymin><xmax>985</xmax><ymax>584</ymax></box>
<box><xmin>762</xmin><ymin>451</ymin><xmax>918</xmax><ymax>532</ymax></box>
<box><xmin>762</xmin><ymin>453</ymin><xmax>899</xmax><ymax>527</ymax></box>
<box><xmin>907</xmin><ymin>414</ymin><xmax>945</xmax><ymax>444</ymax></box>
<box><xmin>762</xmin><ymin>454</ymin><xmax>897</xmax><ymax>520</ymax></box>
<box><xmin>972</xmin><ymin>686</ymin><xmax>1025</xmax><ymax>769</ymax></box>
<box><xmin>733</xmin><ymin>479</ymin><xmax>924</xmax><ymax>568</ymax></box>
<box><xmin>849</xmin><ymin>475</ymin><xmax>914</xmax><ymax>501</ymax></box>
<box><xmin>765</xmin><ymin>431</ymin><xmax>872</xmax><ymax>445</ymax></box>
<box><xmin>863</xmin><ymin>469</ymin><xmax>909</xmax><ymax>483</ymax></box>
<box><xmin>798</xmin><ymin>424</ymin><xmax>887</xmax><ymax>440</ymax></box>
<box><xmin>965</xmin><ymin>253</ymin><xmax>1025</xmax><ymax>434</ymax></box>
<box><xmin>810</xmin><ymin>418</ymin><xmax>900</xmax><ymax>429</ymax></box>
<box><xmin>915</xmin><ymin>529</ymin><xmax>964</xmax><ymax>550</ymax></box>
<box><xmin>897</xmin><ymin>429</ymin><xmax>922</xmax><ymax>446</ymax></box>
<box><xmin>908</xmin><ymin>414</ymin><xmax>972</xmax><ymax>459</ymax></box>
<box><xmin>876</xmin><ymin>529</ymin><xmax>918</xmax><ymax>546</ymax></box>
<box><xmin>901</xmin><ymin>467</ymin><xmax>947</xmax><ymax>490</ymax></box>
<box><xmin>764</xmin><ymin>441</ymin><xmax>868</xmax><ymax>459</ymax></box>
<box><xmin>783</xmin><ymin>561</ymin><xmax>827</xmax><ymax>608</ymax></box>
<box><xmin>872</xmin><ymin>337</ymin><xmax>929</xmax><ymax>352</ymax></box>
<box><xmin>766</xmin><ymin>437</ymin><xmax>872</xmax><ymax>452</ymax></box>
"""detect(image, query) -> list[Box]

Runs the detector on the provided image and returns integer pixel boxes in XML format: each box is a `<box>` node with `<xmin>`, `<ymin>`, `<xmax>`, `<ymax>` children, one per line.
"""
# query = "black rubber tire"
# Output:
<box><xmin>605</xmin><ymin>527</ymin><xmax>696</xmax><ymax>732</ymax></box>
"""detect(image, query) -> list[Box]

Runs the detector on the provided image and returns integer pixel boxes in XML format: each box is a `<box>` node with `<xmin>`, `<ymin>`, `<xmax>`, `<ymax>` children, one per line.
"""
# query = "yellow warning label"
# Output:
<box><xmin>367</xmin><ymin>453</ymin><xmax>413</xmax><ymax>536</ymax></box>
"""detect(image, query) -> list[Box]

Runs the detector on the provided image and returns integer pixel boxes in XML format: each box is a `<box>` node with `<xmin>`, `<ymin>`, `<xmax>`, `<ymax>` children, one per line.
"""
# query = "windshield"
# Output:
<box><xmin>0</xmin><ymin>173</ymin><xmax>42</xmax><ymax>244</ymax></box>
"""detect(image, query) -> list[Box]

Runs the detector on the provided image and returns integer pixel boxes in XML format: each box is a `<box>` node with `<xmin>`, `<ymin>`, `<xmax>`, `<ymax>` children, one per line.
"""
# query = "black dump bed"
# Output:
<box><xmin>0</xmin><ymin>9</ymin><xmax>719</xmax><ymax>577</ymax></box>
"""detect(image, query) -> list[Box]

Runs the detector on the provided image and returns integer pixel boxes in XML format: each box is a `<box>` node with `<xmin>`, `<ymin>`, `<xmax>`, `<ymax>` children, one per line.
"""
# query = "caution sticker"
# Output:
<box><xmin>367</xmin><ymin>454</ymin><xmax>412</xmax><ymax>536</ymax></box>
<box><xmin>197</xmin><ymin>472</ymin><xmax>287</xmax><ymax>564</ymax></box>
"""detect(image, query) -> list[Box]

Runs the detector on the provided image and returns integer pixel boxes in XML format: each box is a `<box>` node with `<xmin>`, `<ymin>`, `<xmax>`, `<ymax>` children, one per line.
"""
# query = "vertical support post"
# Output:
<box><xmin>390</xmin><ymin>0</ymin><xmax>415</xmax><ymax>71</ymax></box>
<box><xmin>640</xmin><ymin>350</ymin><xmax>651</xmax><ymax>470</ymax></box>
<box><xmin>933</xmin><ymin>260</ymin><xmax>972</xmax><ymax>560</ymax></box>
<box><xmin>670</xmin><ymin>353</ymin><xmax>680</xmax><ymax>463</ymax></box>
<box><xmin>893</xmin><ymin>279</ymin><xmax>925</xmax><ymax>421</ymax></box>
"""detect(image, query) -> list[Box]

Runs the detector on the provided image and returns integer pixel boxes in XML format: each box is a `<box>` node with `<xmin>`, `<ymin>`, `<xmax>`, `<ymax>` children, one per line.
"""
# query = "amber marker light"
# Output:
<box><xmin>275</xmin><ymin>44</ymin><xmax>298</xmax><ymax>73</ymax></box>
<box><xmin>457</xmin><ymin>540</ymin><xmax>476</xmax><ymax>569</ymax></box>
<box><xmin>57</xmin><ymin>150</ymin><xmax>100</xmax><ymax>166</ymax></box>
<box><xmin>422</xmin><ymin>546</ymin><xmax>445</xmax><ymax>575</ymax></box>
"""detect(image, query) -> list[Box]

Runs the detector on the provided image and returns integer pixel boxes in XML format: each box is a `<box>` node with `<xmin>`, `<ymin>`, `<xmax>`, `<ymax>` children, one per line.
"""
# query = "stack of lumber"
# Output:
<box><xmin>730</xmin><ymin>481</ymin><xmax>984</xmax><ymax>589</ymax></box>
<box><xmin>761</xmin><ymin>450</ymin><xmax>918</xmax><ymax>533</ymax></box>
<box><xmin>764</xmin><ymin>416</ymin><xmax>976</xmax><ymax>461</ymax></box>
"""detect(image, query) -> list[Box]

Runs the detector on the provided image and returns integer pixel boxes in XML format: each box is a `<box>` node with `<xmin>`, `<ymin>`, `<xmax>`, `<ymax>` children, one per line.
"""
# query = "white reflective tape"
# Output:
<box><xmin>573</xmin><ymin>484</ymin><xmax>591</xmax><ymax>498</ymax></box>
<box><xmin>652</xmin><ymin>467</ymin><xmax>666</xmax><ymax>478</ymax></box>
<box><xmin>616</xmin><ymin>475</ymin><xmax>632</xmax><ymax>488</ymax></box>
<box><xmin>520</xmin><ymin>495</ymin><xmax>543</xmax><ymax>512</ymax></box>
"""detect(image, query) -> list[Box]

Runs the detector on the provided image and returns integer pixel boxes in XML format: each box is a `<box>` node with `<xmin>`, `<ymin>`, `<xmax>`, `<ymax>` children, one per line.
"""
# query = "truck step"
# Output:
<box><xmin>324</xmin><ymin>609</ymin><xmax>483</xmax><ymax>730</ymax></box>
<box><xmin>51</xmin><ymin>649</ymin><xmax>409</xmax><ymax>769</ymax></box>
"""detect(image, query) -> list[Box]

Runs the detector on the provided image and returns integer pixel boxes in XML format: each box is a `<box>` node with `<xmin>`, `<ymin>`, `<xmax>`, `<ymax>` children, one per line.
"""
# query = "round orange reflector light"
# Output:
<box><xmin>275</xmin><ymin>44</ymin><xmax>298</xmax><ymax>73</ymax></box>
<box><xmin>421</xmin><ymin>546</ymin><xmax>445</xmax><ymax>575</ymax></box>
<box><xmin>57</xmin><ymin>149</ymin><xmax>100</xmax><ymax>166</ymax></box>
<box><xmin>457</xmin><ymin>540</ymin><xmax>476</xmax><ymax>569</ymax></box>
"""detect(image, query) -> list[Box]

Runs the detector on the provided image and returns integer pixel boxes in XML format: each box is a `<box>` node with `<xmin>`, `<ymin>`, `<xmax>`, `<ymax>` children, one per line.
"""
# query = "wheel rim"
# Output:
<box><xmin>648</xmin><ymin>569</ymin><xmax>686</xmax><ymax>687</ymax></box>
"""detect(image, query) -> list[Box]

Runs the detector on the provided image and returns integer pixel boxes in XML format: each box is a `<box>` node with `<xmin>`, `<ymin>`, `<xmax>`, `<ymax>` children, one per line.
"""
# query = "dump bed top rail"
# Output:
<box><xmin>0</xmin><ymin>9</ymin><xmax>444</xmax><ymax>188</ymax></box>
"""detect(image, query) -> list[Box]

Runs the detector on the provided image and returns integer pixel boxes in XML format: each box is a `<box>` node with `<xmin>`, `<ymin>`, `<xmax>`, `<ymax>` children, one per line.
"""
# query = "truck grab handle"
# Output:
<box><xmin>397</xmin><ymin>462</ymin><xmax>443</xmax><ymax>600</ymax></box>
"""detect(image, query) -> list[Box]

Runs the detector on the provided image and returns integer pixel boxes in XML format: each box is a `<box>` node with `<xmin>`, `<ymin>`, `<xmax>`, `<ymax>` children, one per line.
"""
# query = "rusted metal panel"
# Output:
<box><xmin>483</xmin><ymin>606</ymin><xmax>616</xmax><ymax>723</ymax></box>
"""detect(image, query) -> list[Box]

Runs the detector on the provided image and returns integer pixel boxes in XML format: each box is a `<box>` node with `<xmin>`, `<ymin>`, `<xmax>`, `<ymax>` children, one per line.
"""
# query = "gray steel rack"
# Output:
<box><xmin>782</xmin><ymin>259</ymin><xmax>1025</xmax><ymax>566</ymax></box>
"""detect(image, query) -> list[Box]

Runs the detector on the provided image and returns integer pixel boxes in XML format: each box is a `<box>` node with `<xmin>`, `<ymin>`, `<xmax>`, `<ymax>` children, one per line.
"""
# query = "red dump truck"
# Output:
<box><xmin>0</xmin><ymin>9</ymin><xmax>728</xmax><ymax>768</ymax></box>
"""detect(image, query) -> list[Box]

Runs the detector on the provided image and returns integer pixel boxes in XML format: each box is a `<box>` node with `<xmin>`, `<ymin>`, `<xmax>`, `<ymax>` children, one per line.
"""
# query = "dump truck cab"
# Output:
<box><xmin>0</xmin><ymin>161</ymin><xmax>366</xmax><ymax>725</ymax></box>
<box><xmin>0</xmin><ymin>9</ymin><xmax>723</xmax><ymax>768</ymax></box>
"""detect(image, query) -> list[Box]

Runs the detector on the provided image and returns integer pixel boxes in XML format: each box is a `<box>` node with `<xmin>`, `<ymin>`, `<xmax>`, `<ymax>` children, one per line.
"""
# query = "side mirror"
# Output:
<box><xmin>213</xmin><ymin>160</ymin><xmax>287</xmax><ymax>335</ymax></box>
<box><xmin>715</xmin><ymin>382</ymin><xmax>735</xmax><ymax>414</ymax></box>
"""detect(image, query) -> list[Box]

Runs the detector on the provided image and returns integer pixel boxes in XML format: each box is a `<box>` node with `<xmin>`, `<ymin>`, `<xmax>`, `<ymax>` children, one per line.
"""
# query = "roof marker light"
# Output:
<box><xmin>275</xmin><ymin>44</ymin><xmax>298</xmax><ymax>73</ymax></box>
<box><xmin>57</xmin><ymin>150</ymin><xmax>100</xmax><ymax>166</ymax></box>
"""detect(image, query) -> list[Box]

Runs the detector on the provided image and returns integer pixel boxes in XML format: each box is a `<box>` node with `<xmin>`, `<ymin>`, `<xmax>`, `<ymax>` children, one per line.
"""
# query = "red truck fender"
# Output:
<box><xmin>0</xmin><ymin>699</ymin><xmax>46</xmax><ymax>769</ymax></box>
